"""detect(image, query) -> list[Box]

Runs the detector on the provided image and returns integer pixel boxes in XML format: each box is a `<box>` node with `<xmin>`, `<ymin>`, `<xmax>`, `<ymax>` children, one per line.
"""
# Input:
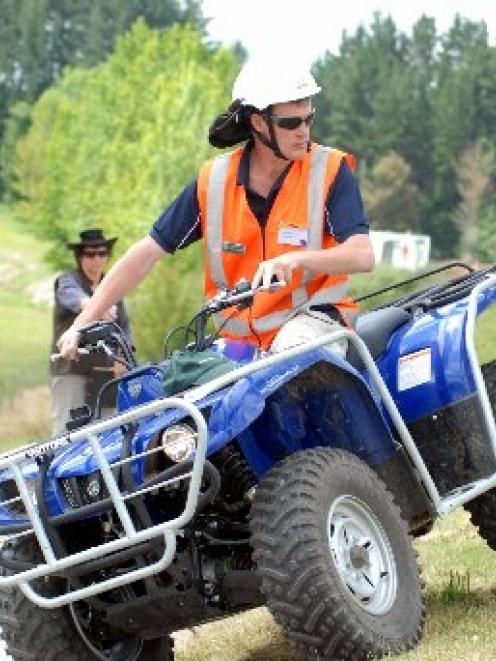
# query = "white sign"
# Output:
<box><xmin>398</xmin><ymin>348</ymin><xmax>432</xmax><ymax>391</ymax></box>
<box><xmin>370</xmin><ymin>230</ymin><xmax>431</xmax><ymax>271</ymax></box>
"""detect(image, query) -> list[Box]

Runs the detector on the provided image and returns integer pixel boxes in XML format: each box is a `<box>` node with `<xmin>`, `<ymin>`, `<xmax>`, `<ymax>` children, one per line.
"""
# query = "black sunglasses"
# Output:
<box><xmin>267</xmin><ymin>109</ymin><xmax>315</xmax><ymax>130</ymax></box>
<box><xmin>81</xmin><ymin>249</ymin><xmax>109</xmax><ymax>258</ymax></box>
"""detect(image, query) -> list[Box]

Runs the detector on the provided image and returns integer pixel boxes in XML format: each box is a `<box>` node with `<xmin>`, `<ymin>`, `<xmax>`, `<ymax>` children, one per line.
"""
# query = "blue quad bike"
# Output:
<box><xmin>1</xmin><ymin>262</ymin><xmax>496</xmax><ymax>660</ymax></box>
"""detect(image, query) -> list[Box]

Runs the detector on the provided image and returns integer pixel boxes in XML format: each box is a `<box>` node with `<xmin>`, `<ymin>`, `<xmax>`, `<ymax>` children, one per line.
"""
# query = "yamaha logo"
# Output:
<box><xmin>128</xmin><ymin>381</ymin><xmax>142</xmax><ymax>398</ymax></box>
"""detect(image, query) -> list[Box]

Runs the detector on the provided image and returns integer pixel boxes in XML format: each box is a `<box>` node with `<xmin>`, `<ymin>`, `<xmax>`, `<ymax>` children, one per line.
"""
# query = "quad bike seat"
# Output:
<box><xmin>346</xmin><ymin>306</ymin><xmax>412</xmax><ymax>368</ymax></box>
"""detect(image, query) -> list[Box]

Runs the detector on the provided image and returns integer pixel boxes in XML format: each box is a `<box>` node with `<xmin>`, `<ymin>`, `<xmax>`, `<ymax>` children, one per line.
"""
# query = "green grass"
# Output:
<box><xmin>0</xmin><ymin>206</ymin><xmax>53</xmax><ymax>402</ymax></box>
<box><xmin>476</xmin><ymin>306</ymin><xmax>496</xmax><ymax>365</ymax></box>
<box><xmin>0</xmin><ymin>202</ymin><xmax>53</xmax><ymax>262</ymax></box>
<box><xmin>0</xmin><ymin>301</ymin><xmax>51</xmax><ymax>400</ymax></box>
<box><xmin>0</xmin><ymin>386</ymin><xmax>51</xmax><ymax>450</ymax></box>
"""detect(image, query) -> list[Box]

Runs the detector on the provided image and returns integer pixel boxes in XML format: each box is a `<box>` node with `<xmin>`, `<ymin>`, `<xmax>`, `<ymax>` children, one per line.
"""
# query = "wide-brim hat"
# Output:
<box><xmin>67</xmin><ymin>228</ymin><xmax>117</xmax><ymax>250</ymax></box>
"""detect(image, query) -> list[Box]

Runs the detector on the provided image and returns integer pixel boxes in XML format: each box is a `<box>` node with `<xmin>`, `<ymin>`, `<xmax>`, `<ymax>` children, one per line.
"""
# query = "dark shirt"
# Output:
<box><xmin>150</xmin><ymin>144</ymin><xmax>370</xmax><ymax>253</ymax></box>
<box><xmin>51</xmin><ymin>269</ymin><xmax>131</xmax><ymax>377</ymax></box>
<box><xmin>55</xmin><ymin>270</ymin><xmax>132</xmax><ymax>341</ymax></box>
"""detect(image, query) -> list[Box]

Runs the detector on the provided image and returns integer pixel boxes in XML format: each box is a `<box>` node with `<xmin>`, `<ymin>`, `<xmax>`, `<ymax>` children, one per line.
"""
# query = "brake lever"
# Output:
<box><xmin>209</xmin><ymin>280</ymin><xmax>286</xmax><ymax>311</ymax></box>
<box><xmin>257</xmin><ymin>280</ymin><xmax>286</xmax><ymax>292</ymax></box>
<box><xmin>50</xmin><ymin>348</ymin><xmax>90</xmax><ymax>362</ymax></box>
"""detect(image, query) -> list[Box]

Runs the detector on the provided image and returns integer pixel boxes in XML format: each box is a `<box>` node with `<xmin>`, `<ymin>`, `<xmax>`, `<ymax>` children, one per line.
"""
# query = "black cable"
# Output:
<box><xmin>401</xmin><ymin>266</ymin><xmax>495</xmax><ymax>312</ymax></box>
<box><xmin>207</xmin><ymin>308</ymin><xmax>246</xmax><ymax>347</ymax></box>
<box><xmin>163</xmin><ymin>325</ymin><xmax>192</xmax><ymax>357</ymax></box>
<box><xmin>355</xmin><ymin>261</ymin><xmax>475</xmax><ymax>305</ymax></box>
<box><xmin>184</xmin><ymin>306</ymin><xmax>212</xmax><ymax>351</ymax></box>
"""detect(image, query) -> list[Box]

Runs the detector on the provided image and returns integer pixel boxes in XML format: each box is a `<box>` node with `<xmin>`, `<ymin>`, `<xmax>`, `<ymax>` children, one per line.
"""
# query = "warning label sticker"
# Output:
<box><xmin>398</xmin><ymin>348</ymin><xmax>432</xmax><ymax>392</ymax></box>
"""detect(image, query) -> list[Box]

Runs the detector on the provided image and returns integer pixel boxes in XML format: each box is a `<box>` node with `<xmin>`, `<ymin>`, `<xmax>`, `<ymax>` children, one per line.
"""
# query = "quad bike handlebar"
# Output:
<box><xmin>50</xmin><ymin>320</ymin><xmax>137</xmax><ymax>369</ymax></box>
<box><xmin>202</xmin><ymin>278</ymin><xmax>284</xmax><ymax>312</ymax></box>
<box><xmin>51</xmin><ymin>279</ymin><xmax>284</xmax><ymax>365</ymax></box>
<box><xmin>184</xmin><ymin>279</ymin><xmax>284</xmax><ymax>352</ymax></box>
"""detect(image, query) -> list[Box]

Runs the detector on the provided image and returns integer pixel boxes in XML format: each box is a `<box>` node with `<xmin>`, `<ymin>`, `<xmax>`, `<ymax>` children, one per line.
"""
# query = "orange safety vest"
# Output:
<box><xmin>197</xmin><ymin>143</ymin><xmax>359</xmax><ymax>349</ymax></box>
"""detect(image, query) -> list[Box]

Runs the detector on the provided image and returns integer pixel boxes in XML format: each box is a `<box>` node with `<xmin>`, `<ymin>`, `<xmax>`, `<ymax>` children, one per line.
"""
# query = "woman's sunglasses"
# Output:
<box><xmin>267</xmin><ymin>109</ymin><xmax>315</xmax><ymax>131</ymax></box>
<box><xmin>81</xmin><ymin>249</ymin><xmax>109</xmax><ymax>259</ymax></box>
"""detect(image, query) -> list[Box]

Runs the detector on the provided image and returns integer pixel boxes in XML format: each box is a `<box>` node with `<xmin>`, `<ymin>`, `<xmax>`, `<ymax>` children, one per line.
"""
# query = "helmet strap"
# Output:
<box><xmin>251</xmin><ymin>108</ymin><xmax>289</xmax><ymax>161</ymax></box>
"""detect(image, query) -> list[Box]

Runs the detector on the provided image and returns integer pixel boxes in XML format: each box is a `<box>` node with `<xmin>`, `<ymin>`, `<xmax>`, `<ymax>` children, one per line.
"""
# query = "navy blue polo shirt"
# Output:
<box><xmin>150</xmin><ymin>144</ymin><xmax>369</xmax><ymax>253</ymax></box>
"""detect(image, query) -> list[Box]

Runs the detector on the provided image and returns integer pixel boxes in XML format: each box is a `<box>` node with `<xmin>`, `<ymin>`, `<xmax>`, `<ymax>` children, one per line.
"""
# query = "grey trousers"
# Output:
<box><xmin>51</xmin><ymin>375</ymin><xmax>114</xmax><ymax>437</ymax></box>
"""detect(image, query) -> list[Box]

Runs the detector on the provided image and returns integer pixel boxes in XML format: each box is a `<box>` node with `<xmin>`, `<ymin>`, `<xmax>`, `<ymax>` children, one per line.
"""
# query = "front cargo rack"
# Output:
<box><xmin>0</xmin><ymin>396</ymin><xmax>207</xmax><ymax>608</ymax></box>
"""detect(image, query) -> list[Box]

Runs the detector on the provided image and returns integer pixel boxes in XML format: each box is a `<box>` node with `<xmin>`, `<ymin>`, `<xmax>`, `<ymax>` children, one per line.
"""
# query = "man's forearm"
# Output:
<box><xmin>298</xmin><ymin>236</ymin><xmax>375</xmax><ymax>275</ymax></box>
<box><xmin>73</xmin><ymin>237</ymin><xmax>165</xmax><ymax>328</ymax></box>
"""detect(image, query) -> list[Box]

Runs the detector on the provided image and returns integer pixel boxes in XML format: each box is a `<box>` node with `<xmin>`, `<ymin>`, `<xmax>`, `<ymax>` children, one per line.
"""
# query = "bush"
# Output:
<box><xmin>14</xmin><ymin>20</ymin><xmax>239</xmax><ymax>357</ymax></box>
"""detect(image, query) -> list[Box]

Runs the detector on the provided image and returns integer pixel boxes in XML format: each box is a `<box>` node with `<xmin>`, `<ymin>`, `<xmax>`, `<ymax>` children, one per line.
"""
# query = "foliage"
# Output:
<box><xmin>478</xmin><ymin>206</ymin><xmax>496</xmax><ymax>264</ymax></box>
<box><xmin>0</xmin><ymin>0</ymin><xmax>206</xmax><ymax>195</ymax></box>
<box><xmin>0</xmin><ymin>102</ymin><xmax>32</xmax><ymax>201</ymax></box>
<box><xmin>14</xmin><ymin>21</ymin><xmax>239</xmax><ymax>358</ymax></box>
<box><xmin>361</xmin><ymin>151</ymin><xmax>421</xmax><ymax>232</ymax></box>
<box><xmin>312</xmin><ymin>13</ymin><xmax>496</xmax><ymax>259</ymax></box>
<box><xmin>0</xmin><ymin>0</ymin><xmax>206</xmax><ymax>105</ymax></box>
<box><xmin>454</xmin><ymin>140</ymin><xmax>495</xmax><ymax>262</ymax></box>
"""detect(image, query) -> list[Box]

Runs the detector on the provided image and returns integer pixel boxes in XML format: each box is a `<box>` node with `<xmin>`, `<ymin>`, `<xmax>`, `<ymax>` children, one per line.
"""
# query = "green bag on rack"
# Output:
<box><xmin>162</xmin><ymin>349</ymin><xmax>238</xmax><ymax>396</ymax></box>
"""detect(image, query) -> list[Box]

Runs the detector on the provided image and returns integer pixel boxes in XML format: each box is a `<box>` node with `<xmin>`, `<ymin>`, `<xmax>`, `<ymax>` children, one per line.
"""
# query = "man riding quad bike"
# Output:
<box><xmin>1</xmin><ymin>262</ymin><xmax>496</xmax><ymax>660</ymax></box>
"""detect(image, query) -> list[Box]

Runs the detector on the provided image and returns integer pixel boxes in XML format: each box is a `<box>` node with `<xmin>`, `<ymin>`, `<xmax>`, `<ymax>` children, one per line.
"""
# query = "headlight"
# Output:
<box><xmin>160</xmin><ymin>423</ymin><xmax>196</xmax><ymax>463</ymax></box>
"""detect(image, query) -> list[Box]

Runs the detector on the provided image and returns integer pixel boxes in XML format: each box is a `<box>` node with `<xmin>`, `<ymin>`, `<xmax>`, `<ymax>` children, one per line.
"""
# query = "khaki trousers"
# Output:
<box><xmin>51</xmin><ymin>375</ymin><xmax>114</xmax><ymax>436</ymax></box>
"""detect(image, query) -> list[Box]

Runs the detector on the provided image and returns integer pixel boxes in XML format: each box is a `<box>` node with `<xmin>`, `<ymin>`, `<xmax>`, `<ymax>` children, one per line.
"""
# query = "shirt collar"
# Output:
<box><xmin>236</xmin><ymin>141</ymin><xmax>293</xmax><ymax>193</ymax></box>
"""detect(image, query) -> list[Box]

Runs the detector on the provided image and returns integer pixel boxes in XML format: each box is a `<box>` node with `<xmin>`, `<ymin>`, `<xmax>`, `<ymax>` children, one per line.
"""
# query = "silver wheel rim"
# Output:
<box><xmin>327</xmin><ymin>495</ymin><xmax>397</xmax><ymax>615</ymax></box>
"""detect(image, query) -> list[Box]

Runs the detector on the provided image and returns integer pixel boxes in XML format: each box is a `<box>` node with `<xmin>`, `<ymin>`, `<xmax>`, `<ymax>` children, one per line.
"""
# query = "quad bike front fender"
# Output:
<box><xmin>203</xmin><ymin>347</ymin><xmax>398</xmax><ymax>476</ymax></box>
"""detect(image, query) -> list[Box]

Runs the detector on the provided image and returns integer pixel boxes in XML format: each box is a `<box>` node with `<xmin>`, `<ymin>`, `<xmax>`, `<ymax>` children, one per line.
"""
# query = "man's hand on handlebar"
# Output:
<box><xmin>102</xmin><ymin>305</ymin><xmax>118</xmax><ymax>322</ymax></box>
<box><xmin>56</xmin><ymin>325</ymin><xmax>83</xmax><ymax>361</ymax></box>
<box><xmin>251</xmin><ymin>253</ymin><xmax>303</xmax><ymax>290</ymax></box>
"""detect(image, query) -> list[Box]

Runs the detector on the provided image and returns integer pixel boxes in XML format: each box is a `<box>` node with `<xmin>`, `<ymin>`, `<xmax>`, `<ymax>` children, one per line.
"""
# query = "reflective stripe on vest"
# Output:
<box><xmin>206</xmin><ymin>154</ymin><xmax>231</xmax><ymax>289</ymax></box>
<box><xmin>214</xmin><ymin>282</ymin><xmax>351</xmax><ymax>338</ymax></box>
<box><xmin>293</xmin><ymin>145</ymin><xmax>331</xmax><ymax>308</ymax></box>
<box><xmin>253</xmin><ymin>282</ymin><xmax>351</xmax><ymax>334</ymax></box>
<box><xmin>212</xmin><ymin>312</ymin><xmax>251</xmax><ymax>336</ymax></box>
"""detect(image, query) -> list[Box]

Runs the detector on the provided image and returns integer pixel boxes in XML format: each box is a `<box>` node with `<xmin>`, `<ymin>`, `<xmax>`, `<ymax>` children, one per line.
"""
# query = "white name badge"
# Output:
<box><xmin>278</xmin><ymin>226</ymin><xmax>308</xmax><ymax>247</ymax></box>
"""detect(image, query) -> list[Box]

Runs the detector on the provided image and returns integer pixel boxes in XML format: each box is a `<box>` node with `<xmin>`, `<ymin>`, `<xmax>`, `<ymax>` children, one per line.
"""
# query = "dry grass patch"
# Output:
<box><xmin>173</xmin><ymin>609</ymin><xmax>297</xmax><ymax>661</ymax></box>
<box><xmin>0</xmin><ymin>386</ymin><xmax>51</xmax><ymax>450</ymax></box>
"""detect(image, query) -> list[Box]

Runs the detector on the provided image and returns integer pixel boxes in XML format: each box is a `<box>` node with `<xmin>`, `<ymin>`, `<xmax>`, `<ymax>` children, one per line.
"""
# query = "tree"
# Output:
<box><xmin>477</xmin><ymin>205</ymin><xmax>496</xmax><ymax>264</ymax></box>
<box><xmin>454</xmin><ymin>140</ymin><xmax>495</xmax><ymax>262</ymax></box>
<box><xmin>313</xmin><ymin>14</ymin><xmax>408</xmax><ymax>161</ymax></box>
<box><xmin>0</xmin><ymin>101</ymin><xmax>32</xmax><ymax>201</ymax></box>
<box><xmin>430</xmin><ymin>17</ymin><xmax>496</xmax><ymax>256</ymax></box>
<box><xmin>0</xmin><ymin>0</ymin><xmax>207</xmax><ymax>195</ymax></box>
<box><xmin>312</xmin><ymin>12</ymin><xmax>496</xmax><ymax>258</ymax></box>
<box><xmin>14</xmin><ymin>21</ymin><xmax>239</xmax><ymax>358</ymax></box>
<box><xmin>362</xmin><ymin>152</ymin><xmax>421</xmax><ymax>232</ymax></box>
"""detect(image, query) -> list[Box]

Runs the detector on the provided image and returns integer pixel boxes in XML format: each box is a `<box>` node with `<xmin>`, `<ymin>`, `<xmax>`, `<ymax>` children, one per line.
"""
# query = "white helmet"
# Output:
<box><xmin>232</xmin><ymin>59</ymin><xmax>321</xmax><ymax>110</ymax></box>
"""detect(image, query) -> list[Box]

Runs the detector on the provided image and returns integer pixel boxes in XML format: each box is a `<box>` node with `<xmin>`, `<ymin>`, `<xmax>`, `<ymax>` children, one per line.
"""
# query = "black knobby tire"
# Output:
<box><xmin>464</xmin><ymin>488</ymin><xmax>496</xmax><ymax>551</ymax></box>
<box><xmin>250</xmin><ymin>448</ymin><xmax>425</xmax><ymax>660</ymax></box>
<box><xmin>0</xmin><ymin>538</ymin><xmax>172</xmax><ymax>661</ymax></box>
